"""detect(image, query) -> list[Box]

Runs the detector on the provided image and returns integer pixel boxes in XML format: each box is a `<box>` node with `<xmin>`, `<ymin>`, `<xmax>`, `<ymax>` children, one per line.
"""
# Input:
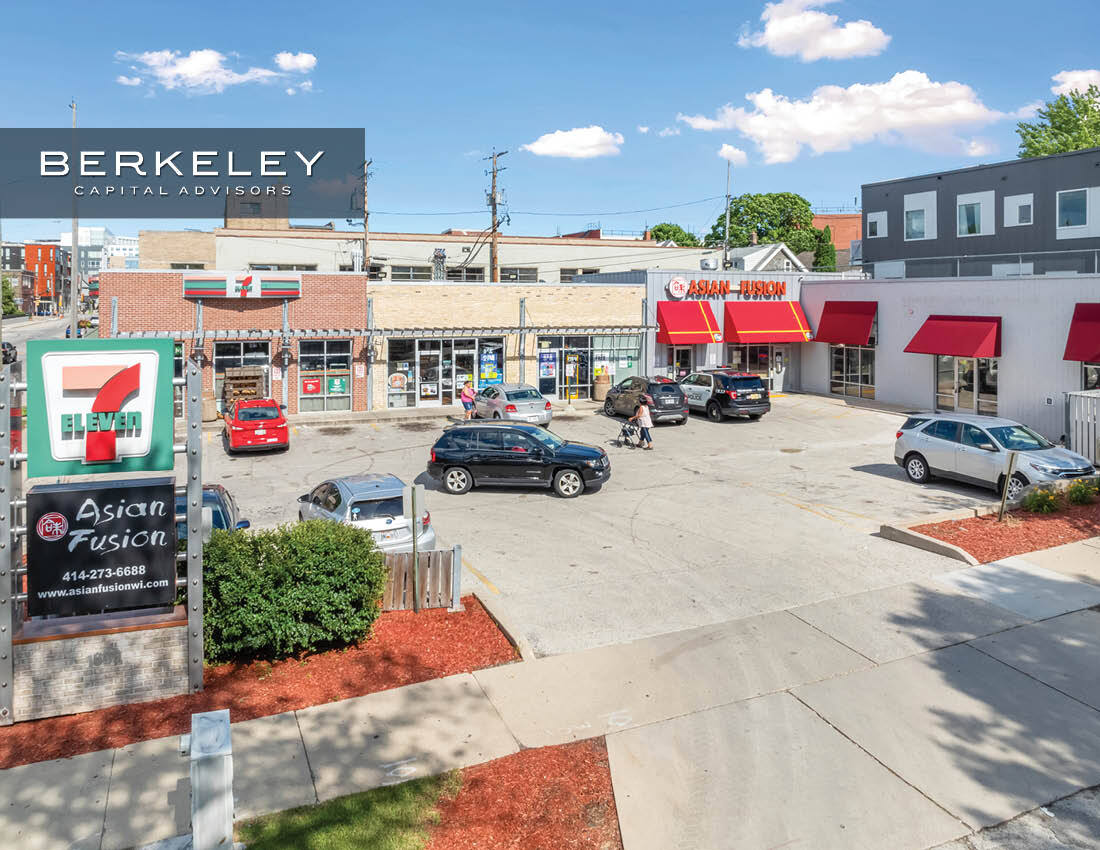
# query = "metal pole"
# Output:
<box><xmin>362</xmin><ymin>159</ymin><xmax>371</xmax><ymax>277</ymax></box>
<box><xmin>281</xmin><ymin>300</ymin><xmax>290</xmax><ymax>409</ymax></box>
<box><xmin>997</xmin><ymin>451</ymin><xmax>1019</xmax><ymax>521</ymax></box>
<box><xmin>185</xmin><ymin>357</ymin><xmax>204</xmax><ymax>692</ymax></box>
<box><xmin>641</xmin><ymin>298</ymin><xmax>649</xmax><ymax>374</ymax></box>
<box><xmin>450</xmin><ymin>544</ymin><xmax>462</xmax><ymax>612</ymax></box>
<box><xmin>366</xmin><ymin>297</ymin><xmax>374</xmax><ymax>412</ymax></box>
<box><xmin>411</xmin><ymin>486</ymin><xmax>419</xmax><ymax>613</ymax></box>
<box><xmin>518</xmin><ymin>298</ymin><xmax>526</xmax><ymax>385</ymax></box>
<box><xmin>69</xmin><ymin>100</ymin><xmax>79</xmax><ymax>338</ymax></box>
<box><xmin>0</xmin><ymin>365</ymin><xmax>14</xmax><ymax>724</ymax></box>
<box><xmin>723</xmin><ymin>162</ymin><xmax>731</xmax><ymax>270</ymax></box>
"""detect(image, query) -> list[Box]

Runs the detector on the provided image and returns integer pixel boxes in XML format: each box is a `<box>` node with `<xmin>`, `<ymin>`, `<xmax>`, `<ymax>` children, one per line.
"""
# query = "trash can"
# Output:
<box><xmin>202</xmin><ymin>395</ymin><xmax>219</xmax><ymax>422</ymax></box>
<box><xmin>593</xmin><ymin>373</ymin><xmax>611</xmax><ymax>402</ymax></box>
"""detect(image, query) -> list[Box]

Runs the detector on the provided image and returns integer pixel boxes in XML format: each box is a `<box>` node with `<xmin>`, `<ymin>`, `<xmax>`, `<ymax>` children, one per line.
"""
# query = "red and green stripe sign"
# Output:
<box><xmin>183</xmin><ymin>273</ymin><xmax>302</xmax><ymax>299</ymax></box>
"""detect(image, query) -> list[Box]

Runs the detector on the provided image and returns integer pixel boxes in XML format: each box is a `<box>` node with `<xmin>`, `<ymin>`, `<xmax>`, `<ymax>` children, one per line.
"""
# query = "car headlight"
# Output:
<box><xmin>1028</xmin><ymin>461</ymin><xmax>1062</xmax><ymax>475</ymax></box>
<box><xmin>583</xmin><ymin>459</ymin><xmax>598</xmax><ymax>468</ymax></box>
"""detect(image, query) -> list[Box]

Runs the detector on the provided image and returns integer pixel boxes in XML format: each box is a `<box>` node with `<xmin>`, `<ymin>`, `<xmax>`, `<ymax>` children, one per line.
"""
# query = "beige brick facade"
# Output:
<box><xmin>99</xmin><ymin>271</ymin><xmax>644</xmax><ymax>414</ymax></box>
<box><xmin>138</xmin><ymin>230</ymin><xmax>216</xmax><ymax>269</ymax></box>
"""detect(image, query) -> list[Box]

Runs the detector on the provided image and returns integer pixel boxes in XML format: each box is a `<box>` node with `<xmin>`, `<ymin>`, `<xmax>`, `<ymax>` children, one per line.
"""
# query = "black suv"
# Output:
<box><xmin>679</xmin><ymin>371</ymin><xmax>770</xmax><ymax>421</ymax></box>
<box><xmin>603</xmin><ymin>376</ymin><xmax>688</xmax><ymax>424</ymax></box>
<box><xmin>427</xmin><ymin>422</ymin><xmax>610</xmax><ymax>498</ymax></box>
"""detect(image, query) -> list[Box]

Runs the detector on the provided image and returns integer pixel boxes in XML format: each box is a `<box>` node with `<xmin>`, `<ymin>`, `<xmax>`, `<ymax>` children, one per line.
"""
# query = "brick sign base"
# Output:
<box><xmin>13</xmin><ymin>623</ymin><xmax>187</xmax><ymax>722</ymax></box>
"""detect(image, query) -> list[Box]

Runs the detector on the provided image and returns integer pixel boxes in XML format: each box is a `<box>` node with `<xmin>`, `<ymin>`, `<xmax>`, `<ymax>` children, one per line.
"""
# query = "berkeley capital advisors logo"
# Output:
<box><xmin>41</xmin><ymin>350</ymin><xmax>159</xmax><ymax>465</ymax></box>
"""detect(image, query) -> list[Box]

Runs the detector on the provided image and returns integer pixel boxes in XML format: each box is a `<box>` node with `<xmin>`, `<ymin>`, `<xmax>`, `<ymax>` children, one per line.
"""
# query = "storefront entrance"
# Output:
<box><xmin>538</xmin><ymin>335</ymin><xmax>642</xmax><ymax>399</ymax></box>
<box><xmin>726</xmin><ymin>344</ymin><xmax>791</xmax><ymax>392</ymax></box>
<box><xmin>670</xmin><ymin>347</ymin><xmax>693</xmax><ymax>379</ymax></box>
<box><xmin>936</xmin><ymin>356</ymin><xmax>998</xmax><ymax>415</ymax></box>
<box><xmin>387</xmin><ymin>338</ymin><xmax>499</xmax><ymax>408</ymax></box>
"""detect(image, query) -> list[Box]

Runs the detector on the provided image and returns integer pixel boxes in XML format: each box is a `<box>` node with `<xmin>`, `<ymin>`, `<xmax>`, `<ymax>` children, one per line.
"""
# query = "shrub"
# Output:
<box><xmin>1021</xmin><ymin>488</ymin><xmax>1059</xmax><ymax>514</ymax></box>
<box><xmin>203</xmin><ymin>520</ymin><xmax>387</xmax><ymax>663</ymax></box>
<box><xmin>1066</xmin><ymin>479</ymin><xmax>1099</xmax><ymax>506</ymax></box>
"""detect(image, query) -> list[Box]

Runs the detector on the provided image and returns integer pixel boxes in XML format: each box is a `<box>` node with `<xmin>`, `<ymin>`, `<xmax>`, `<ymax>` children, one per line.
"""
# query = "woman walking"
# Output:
<box><xmin>460</xmin><ymin>380</ymin><xmax>476</xmax><ymax>420</ymax></box>
<box><xmin>630</xmin><ymin>394</ymin><xmax>655</xmax><ymax>450</ymax></box>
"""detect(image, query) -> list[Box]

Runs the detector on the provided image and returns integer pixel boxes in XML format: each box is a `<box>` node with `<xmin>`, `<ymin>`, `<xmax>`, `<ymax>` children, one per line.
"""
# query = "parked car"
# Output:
<box><xmin>427</xmin><ymin>422</ymin><xmax>609</xmax><ymax>498</ymax></box>
<box><xmin>894</xmin><ymin>412</ymin><xmax>1095</xmax><ymax>500</ymax></box>
<box><xmin>473</xmin><ymin>382</ymin><xmax>553</xmax><ymax>425</ymax></box>
<box><xmin>223</xmin><ymin>398</ymin><xmax>289</xmax><ymax>453</ymax></box>
<box><xmin>175</xmin><ymin>484</ymin><xmax>251</xmax><ymax>540</ymax></box>
<box><xmin>297</xmin><ymin>473</ymin><xmax>435</xmax><ymax>554</ymax></box>
<box><xmin>1</xmin><ymin>342</ymin><xmax>15</xmax><ymax>365</ymax></box>
<box><xmin>603</xmin><ymin>376</ymin><xmax>688</xmax><ymax>424</ymax></box>
<box><xmin>679</xmin><ymin>371</ymin><xmax>770</xmax><ymax>421</ymax></box>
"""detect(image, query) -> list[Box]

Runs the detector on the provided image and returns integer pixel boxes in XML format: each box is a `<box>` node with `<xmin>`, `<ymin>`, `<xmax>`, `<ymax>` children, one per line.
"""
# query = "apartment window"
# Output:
<box><xmin>170</xmin><ymin>263</ymin><xmax>204</xmax><ymax>270</ymax></box>
<box><xmin>904</xmin><ymin>209</ymin><xmax>926</xmax><ymax>240</ymax></box>
<box><xmin>500</xmin><ymin>266</ymin><xmax>538</xmax><ymax>282</ymax></box>
<box><xmin>866</xmin><ymin>211</ymin><xmax>887</xmax><ymax>238</ymax></box>
<box><xmin>957</xmin><ymin>202</ymin><xmax>981</xmax><ymax>236</ymax></box>
<box><xmin>783</xmin><ymin>259</ymin><xmax>793</xmax><ymax>271</ymax></box>
<box><xmin>248</xmin><ymin>263</ymin><xmax>316</xmax><ymax>271</ymax></box>
<box><xmin>1057</xmin><ymin>189</ymin><xmax>1087</xmax><ymax>228</ymax></box>
<box><xmin>239</xmin><ymin>202</ymin><xmax>262</xmax><ymax>216</ymax></box>
<box><xmin>391</xmin><ymin>265</ymin><xmax>432</xmax><ymax>281</ymax></box>
<box><xmin>1018</xmin><ymin>204</ymin><xmax>1032</xmax><ymax>224</ymax></box>
<box><xmin>560</xmin><ymin>268</ymin><xmax>599</xmax><ymax>282</ymax></box>
<box><xmin>446</xmin><ymin>266</ymin><xmax>485</xmax><ymax>282</ymax></box>
<box><xmin>1004</xmin><ymin>192</ymin><xmax>1034</xmax><ymax>227</ymax></box>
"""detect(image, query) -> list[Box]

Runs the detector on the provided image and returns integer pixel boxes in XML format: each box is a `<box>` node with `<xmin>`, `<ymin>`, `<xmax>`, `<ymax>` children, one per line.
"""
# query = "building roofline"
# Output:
<box><xmin>861</xmin><ymin>145</ymin><xmax>1100</xmax><ymax>189</ymax></box>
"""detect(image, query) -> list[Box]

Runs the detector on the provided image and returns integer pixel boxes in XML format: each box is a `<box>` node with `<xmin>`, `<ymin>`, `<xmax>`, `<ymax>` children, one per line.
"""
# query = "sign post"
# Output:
<box><xmin>402</xmin><ymin>483</ymin><xmax>425</xmax><ymax>613</ymax></box>
<box><xmin>0</xmin><ymin>362</ymin><xmax>20</xmax><ymax>724</ymax></box>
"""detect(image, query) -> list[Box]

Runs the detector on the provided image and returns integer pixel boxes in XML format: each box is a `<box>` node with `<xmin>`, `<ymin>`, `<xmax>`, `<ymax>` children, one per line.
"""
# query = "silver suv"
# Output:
<box><xmin>894</xmin><ymin>413</ymin><xmax>1095</xmax><ymax>500</ymax></box>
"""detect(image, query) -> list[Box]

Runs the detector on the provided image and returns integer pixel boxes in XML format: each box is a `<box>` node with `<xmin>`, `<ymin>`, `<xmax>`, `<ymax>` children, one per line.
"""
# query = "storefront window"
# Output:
<box><xmin>173</xmin><ymin>342</ymin><xmax>184</xmax><ymax>417</ymax></box>
<box><xmin>829</xmin><ymin>345</ymin><xmax>876</xmax><ymax>399</ymax></box>
<box><xmin>213</xmin><ymin>341</ymin><xmax>270</xmax><ymax>412</ymax></box>
<box><xmin>388</xmin><ymin>337</ymin><xmax>502</xmax><ymax>408</ymax></box>
<box><xmin>538</xmin><ymin>334</ymin><xmax>640</xmax><ymax>398</ymax></box>
<box><xmin>977</xmin><ymin>359</ymin><xmax>998</xmax><ymax>415</ymax></box>
<box><xmin>1085</xmin><ymin>362</ymin><xmax>1100</xmax><ymax>391</ymax></box>
<box><xmin>478</xmin><ymin>338</ymin><xmax>505</xmax><ymax>386</ymax></box>
<box><xmin>299</xmin><ymin>340</ymin><xmax>352</xmax><ymax>412</ymax></box>
<box><xmin>936</xmin><ymin>356</ymin><xmax>997</xmax><ymax>415</ymax></box>
<box><xmin>387</xmin><ymin>340</ymin><xmax>416</xmax><ymax>408</ymax></box>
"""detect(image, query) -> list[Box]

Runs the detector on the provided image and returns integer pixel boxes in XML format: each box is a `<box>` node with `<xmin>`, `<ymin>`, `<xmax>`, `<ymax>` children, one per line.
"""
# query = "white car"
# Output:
<box><xmin>297</xmin><ymin>473</ymin><xmax>436</xmax><ymax>553</ymax></box>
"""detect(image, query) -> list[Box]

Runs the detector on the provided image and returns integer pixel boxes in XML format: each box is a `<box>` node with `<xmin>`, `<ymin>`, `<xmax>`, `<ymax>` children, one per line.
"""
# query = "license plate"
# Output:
<box><xmin>747</xmin><ymin>393</ymin><xmax>761</xmax><ymax>400</ymax></box>
<box><xmin>266</xmin><ymin>437</ymin><xmax>278</xmax><ymax>443</ymax></box>
<box><xmin>661</xmin><ymin>398</ymin><xmax>675</xmax><ymax>406</ymax></box>
<box><xmin>255</xmin><ymin>428</ymin><xmax>266</xmax><ymax>435</ymax></box>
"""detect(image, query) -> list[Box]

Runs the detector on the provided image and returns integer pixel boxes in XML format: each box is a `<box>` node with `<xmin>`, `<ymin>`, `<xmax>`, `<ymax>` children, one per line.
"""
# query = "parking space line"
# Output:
<box><xmin>463</xmin><ymin>558</ymin><xmax>500</xmax><ymax>594</ymax></box>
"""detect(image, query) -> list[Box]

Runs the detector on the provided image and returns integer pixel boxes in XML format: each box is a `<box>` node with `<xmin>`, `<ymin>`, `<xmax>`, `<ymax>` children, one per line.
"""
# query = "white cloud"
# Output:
<box><xmin>285</xmin><ymin>87</ymin><xmax>297</xmax><ymax>96</ymax></box>
<box><xmin>298</xmin><ymin>80</ymin><xmax>313</xmax><ymax>92</ymax></box>
<box><xmin>718</xmin><ymin>144</ymin><xmax>748</xmax><ymax>165</ymax></box>
<box><xmin>520</xmin><ymin>125</ymin><xmax>624</xmax><ymax>158</ymax></box>
<box><xmin>738</xmin><ymin>0</ymin><xmax>890</xmax><ymax>61</ymax></box>
<box><xmin>1051</xmin><ymin>69</ymin><xmax>1100</xmax><ymax>95</ymax></box>
<box><xmin>637</xmin><ymin>125</ymin><xmax>650</xmax><ymax>134</ymax></box>
<box><xmin>678</xmin><ymin>70</ymin><xmax>1005</xmax><ymax>164</ymax></box>
<box><xmin>114</xmin><ymin>49</ymin><xmax>283</xmax><ymax>93</ymax></box>
<box><xmin>275</xmin><ymin>51</ymin><xmax>317</xmax><ymax>73</ymax></box>
<box><xmin>964</xmin><ymin>138</ymin><xmax>995</xmax><ymax>157</ymax></box>
<box><xmin>657</xmin><ymin>127</ymin><xmax>680</xmax><ymax>137</ymax></box>
<box><xmin>116</xmin><ymin>75</ymin><xmax>143</xmax><ymax>86</ymax></box>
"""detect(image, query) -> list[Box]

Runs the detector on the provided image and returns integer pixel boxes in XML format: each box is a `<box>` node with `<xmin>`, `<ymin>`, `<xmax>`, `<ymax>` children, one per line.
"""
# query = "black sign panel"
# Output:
<box><xmin>28</xmin><ymin>477</ymin><xmax>176</xmax><ymax>617</ymax></box>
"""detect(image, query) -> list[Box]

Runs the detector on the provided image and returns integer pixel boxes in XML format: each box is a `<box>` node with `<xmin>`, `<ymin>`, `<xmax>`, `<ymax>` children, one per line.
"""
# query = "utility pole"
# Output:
<box><xmin>69</xmin><ymin>98</ymin><xmax>79</xmax><ymax>337</ymax></box>
<box><xmin>485</xmin><ymin>150</ymin><xmax>507</xmax><ymax>283</ymax></box>
<box><xmin>722</xmin><ymin>160</ymin><xmax>732</xmax><ymax>270</ymax></box>
<box><xmin>362</xmin><ymin>159</ymin><xmax>372</xmax><ymax>276</ymax></box>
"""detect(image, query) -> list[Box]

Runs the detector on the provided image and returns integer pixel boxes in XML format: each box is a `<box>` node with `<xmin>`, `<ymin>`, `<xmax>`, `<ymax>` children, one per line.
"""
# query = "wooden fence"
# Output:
<box><xmin>383</xmin><ymin>545</ymin><xmax>462</xmax><ymax>612</ymax></box>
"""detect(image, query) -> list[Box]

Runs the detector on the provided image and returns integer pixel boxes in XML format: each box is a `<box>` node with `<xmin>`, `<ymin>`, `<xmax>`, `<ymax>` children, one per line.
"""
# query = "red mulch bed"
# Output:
<box><xmin>426</xmin><ymin>738</ymin><xmax>623</xmax><ymax>850</ymax></box>
<box><xmin>0</xmin><ymin>595</ymin><xmax>515</xmax><ymax>770</ymax></box>
<box><xmin>913</xmin><ymin>500</ymin><xmax>1100</xmax><ymax>563</ymax></box>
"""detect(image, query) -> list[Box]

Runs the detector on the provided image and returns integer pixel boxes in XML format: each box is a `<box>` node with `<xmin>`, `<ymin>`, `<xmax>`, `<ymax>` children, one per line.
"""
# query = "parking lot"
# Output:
<box><xmin>185</xmin><ymin>393</ymin><xmax>994</xmax><ymax>656</ymax></box>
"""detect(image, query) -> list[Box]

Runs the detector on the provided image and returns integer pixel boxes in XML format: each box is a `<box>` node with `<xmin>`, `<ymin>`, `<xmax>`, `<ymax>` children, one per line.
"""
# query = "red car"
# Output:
<box><xmin>223</xmin><ymin>398</ymin><xmax>289</xmax><ymax>453</ymax></box>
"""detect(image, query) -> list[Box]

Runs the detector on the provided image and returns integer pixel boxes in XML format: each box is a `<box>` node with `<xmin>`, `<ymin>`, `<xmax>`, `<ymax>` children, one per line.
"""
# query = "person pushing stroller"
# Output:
<box><xmin>628</xmin><ymin>394</ymin><xmax>655</xmax><ymax>450</ymax></box>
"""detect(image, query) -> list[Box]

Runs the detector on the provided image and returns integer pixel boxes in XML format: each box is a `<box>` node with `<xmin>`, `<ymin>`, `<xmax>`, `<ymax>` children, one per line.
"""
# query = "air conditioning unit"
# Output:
<box><xmin>700</xmin><ymin>258</ymin><xmax>718</xmax><ymax>271</ymax></box>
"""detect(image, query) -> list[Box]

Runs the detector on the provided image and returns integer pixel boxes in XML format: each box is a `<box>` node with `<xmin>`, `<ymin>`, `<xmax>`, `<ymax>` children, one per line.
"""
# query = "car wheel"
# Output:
<box><xmin>553</xmin><ymin>468</ymin><xmax>584</xmax><ymax>498</ymax></box>
<box><xmin>706</xmin><ymin>402</ymin><xmax>722</xmax><ymax>422</ymax></box>
<box><xmin>443</xmin><ymin>466</ymin><xmax>473</xmax><ymax>495</ymax></box>
<box><xmin>904</xmin><ymin>453</ymin><xmax>931</xmax><ymax>484</ymax></box>
<box><xmin>1003</xmin><ymin>472</ymin><xmax>1029</xmax><ymax>501</ymax></box>
<box><xmin>603</xmin><ymin>398</ymin><xmax>616</xmax><ymax>417</ymax></box>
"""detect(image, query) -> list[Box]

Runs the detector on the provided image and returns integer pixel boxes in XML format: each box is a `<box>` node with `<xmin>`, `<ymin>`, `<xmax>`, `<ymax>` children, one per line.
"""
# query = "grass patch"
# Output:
<box><xmin>238</xmin><ymin>771</ymin><xmax>461</xmax><ymax>850</ymax></box>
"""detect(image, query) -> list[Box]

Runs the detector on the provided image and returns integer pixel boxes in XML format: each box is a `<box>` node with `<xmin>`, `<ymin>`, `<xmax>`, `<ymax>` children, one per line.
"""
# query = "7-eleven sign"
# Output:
<box><xmin>183</xmin><ymin>272</ymin><xmax>302</xmax><ymax>299</ymax></box>
<box><xmin>26</xmin><ymin>339</ymin><xmax>175</xmax><ymax>478</ymax></box>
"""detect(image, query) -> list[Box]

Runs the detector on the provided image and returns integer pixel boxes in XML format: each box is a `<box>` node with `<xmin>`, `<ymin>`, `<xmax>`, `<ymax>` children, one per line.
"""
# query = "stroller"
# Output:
<box><xmin>614</xmin><ymin>419</ymin><xmax>643</xmax><ymax>448</ymax></box>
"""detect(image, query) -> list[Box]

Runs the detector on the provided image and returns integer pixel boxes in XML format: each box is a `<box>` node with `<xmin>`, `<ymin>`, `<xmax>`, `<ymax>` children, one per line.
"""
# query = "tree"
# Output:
<box><xmin>813</xmin><ymin>226</ymin><xmax>837</xmax><ymax>271</ymax></box>
<box><xmin>1</xmin><ymin>276</ymin><xmax>18</xmax><ymax>317</ymax></box>
<box><xmin>704</xmin><ymin>191</ymin><xmax>819</xmax><ymax>254</ymax></box>
<box><xmin>1017</xmin><ymin>85</ymin><xmax>1100</xmax><ymax>158</ymax></box>
<box><xmin>649</xmin><ymin>222</ymin><xmax>699</xmax><ymax>247</ymax></box>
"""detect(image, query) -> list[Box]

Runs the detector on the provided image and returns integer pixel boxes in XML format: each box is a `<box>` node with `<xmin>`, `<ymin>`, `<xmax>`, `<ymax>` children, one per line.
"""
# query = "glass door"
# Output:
<box><xmin>955</xmin><ymin>358</ymin><xmax>976</xmax><ymax>413</ymax></box>
<box><xmin>670</xmin><ymin>346</ymin><xmax>693</xmax><ymax>378</ymax></box>
<box><xmin>440</xmin><ymin>340</ymin><xmax>454</xmax><ymax>405</ymax></box>
<box><xmin>454</xmin><ymin>340</ymin><xmax>476</xmax><ymax>403</ymax></box>
<box><xmin>936</xmin><ymin>355</ymin><xmax>956</xmax><ymax>411</ymax></box>
<box><xmin>417</xmin><ymin>340</ymin><xmax>442</xmax><ymax>407</ymax></box>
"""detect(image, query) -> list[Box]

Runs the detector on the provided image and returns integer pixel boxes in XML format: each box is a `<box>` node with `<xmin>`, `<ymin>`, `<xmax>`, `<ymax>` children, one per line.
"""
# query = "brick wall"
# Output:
<box><xmin>14</xmin><ymin>625</ymin><xmax>188</xmax><ymax>722</ymax></box>
<box><xmin>138</xmin><ymin>230</ymin><xmax>216</xmax><ymax>269</ymax></box>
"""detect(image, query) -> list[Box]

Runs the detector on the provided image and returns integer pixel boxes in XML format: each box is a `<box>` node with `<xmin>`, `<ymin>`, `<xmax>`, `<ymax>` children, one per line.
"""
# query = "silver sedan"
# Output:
<box><xmin>473</xmin><ymin>383</ymin><xmax>553</xmax><ymax>425</ymax></box>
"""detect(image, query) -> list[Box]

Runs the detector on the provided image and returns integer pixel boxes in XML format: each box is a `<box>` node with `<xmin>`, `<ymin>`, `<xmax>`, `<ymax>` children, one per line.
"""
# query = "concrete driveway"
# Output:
<box><xmin>184</xmin><ymin>393</ymin><xmax>993</xmax><ymax>656</ymax></box>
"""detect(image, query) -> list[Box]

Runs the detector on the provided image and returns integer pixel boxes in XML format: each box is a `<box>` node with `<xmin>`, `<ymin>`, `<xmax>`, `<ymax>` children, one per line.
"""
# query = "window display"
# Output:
<box><xmin>299</xmin><ymin>340</ymin><xmax>352</xmax><ymax>412</ymax></box>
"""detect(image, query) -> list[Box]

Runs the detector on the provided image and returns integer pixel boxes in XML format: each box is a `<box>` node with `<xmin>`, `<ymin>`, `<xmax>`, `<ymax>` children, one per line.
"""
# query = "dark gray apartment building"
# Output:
<box><xmin>860</xmin><ymin>146</ymin><xmax>1100</xmax><ymax>278</ymax></box>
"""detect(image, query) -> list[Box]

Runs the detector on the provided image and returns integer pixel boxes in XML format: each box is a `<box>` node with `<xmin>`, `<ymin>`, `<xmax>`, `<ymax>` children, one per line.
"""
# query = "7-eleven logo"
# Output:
<box><xmin>234</xmin><ymin>275</ymin><xmax>254</xmax><ymax>297</ymax></box>
<box><xmin>41</xmin><ymin>350</ymin><xmax>160</xmax><ymax>465</ymax></box>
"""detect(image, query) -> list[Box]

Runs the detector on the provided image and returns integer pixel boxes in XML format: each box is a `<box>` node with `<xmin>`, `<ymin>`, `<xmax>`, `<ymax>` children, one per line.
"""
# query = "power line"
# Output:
<box><xmin>365</xmin><ymin>195</ymin><xmax>723</xmax><ymax>218</ymax></box>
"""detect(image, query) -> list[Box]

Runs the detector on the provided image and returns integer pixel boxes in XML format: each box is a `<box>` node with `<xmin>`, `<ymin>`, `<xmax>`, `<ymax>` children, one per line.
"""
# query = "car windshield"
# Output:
<box><xmin>506</xmin><ymin>389</ymin><xmax>541</xmax><ymax>401</ymax></box>
<box><xmin>349</xmin><ymin>497</ymin><xmax>403</xmax><ymax>520</ymax></box>
<box><xmin>527</xmin><ymin>428</ymin><xmax>567</xmax><ymax>450</ymax></box>
<box><xmin>238</xmin><ymin>405</ymin><xmax>280</xmax><ymax>421</ymax></box>
<box><xmin>988</xmin><ymin>424</ymin><xmax>1053</xmax><ymax>451</ymax></box>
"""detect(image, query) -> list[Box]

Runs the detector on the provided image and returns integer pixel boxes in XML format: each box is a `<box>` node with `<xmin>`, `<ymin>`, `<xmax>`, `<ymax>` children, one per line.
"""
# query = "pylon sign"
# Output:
<box><xmin>26</xmin><ymin>339</ymin><xmax>175</xmax><ymax>478</ymax></box>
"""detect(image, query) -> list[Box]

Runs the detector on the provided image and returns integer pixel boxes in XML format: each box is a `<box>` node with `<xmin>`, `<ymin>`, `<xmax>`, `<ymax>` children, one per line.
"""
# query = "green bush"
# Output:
<box><xmin>1066</xmin><ymin>479</ymin><xmax>1099</xmax><ymax>506</ymax></box>
<box><xmin>1021</xmin><ymin>488</ymin><xmax>1059</xmax><ymax>514</ymax></box>
<box><xmin>203</xmin><ymin>520</ymin><xmax>387</xmax><ymax>663</ymax></box>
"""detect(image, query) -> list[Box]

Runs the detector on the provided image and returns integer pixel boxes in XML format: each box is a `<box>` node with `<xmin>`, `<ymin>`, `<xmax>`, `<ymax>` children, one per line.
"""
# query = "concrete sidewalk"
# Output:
<box><xmin>3</xmin><ymin>546</ymin><xmax>1100</xmax><ymax>849</ymax></box>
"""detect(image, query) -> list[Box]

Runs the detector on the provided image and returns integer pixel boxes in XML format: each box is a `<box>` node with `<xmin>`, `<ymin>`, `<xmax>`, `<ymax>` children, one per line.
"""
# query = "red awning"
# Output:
<box><xmin>1063</xmin><ymin>303</ymin><xmax>1100</xmax><ymax>362</ymax></box>
<box><xmin>904</xmin><ymin>315</ymin><xmax>1001</xmax><ymax>358</ymax></box>
<box><xmin>723</xmin><ymin>301</ymin><xmax>812</xmax><ymax>344</ymax></box>
<box><xmin>656</xmin><ymin>301</ymin><xmax>722</xmax><ymax>344</ymax></box>
<box><xmin>813</xmin><ymin>301</ymin><xmax>878</xmax><ymax>345</ymax></box>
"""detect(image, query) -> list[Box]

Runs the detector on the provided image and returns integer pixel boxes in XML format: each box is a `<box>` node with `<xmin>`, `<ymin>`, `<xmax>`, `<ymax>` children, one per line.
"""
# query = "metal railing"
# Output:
<box><xmin>863</xmin><ymin>247</ymin><xmax>1100</xmax><ymax>279</ymax></box>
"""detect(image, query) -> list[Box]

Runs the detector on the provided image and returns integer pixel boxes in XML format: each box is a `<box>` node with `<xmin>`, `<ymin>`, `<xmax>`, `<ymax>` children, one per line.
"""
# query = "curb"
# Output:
<box><xmin>879</xmin><ymin>523</ymin><xmax>980</xmax><ymax>566</ymax></box>
<box><xmin>473</xmin><ymin>590</ymin><xmax>536</xmax><ymax>663</ymax></box>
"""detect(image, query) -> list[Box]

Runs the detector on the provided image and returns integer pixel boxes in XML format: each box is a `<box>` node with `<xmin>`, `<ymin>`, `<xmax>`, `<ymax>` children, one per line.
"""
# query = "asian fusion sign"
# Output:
<box><xmin>666</xmin><ymin>277</ymin><xmax>788</xmax><ymax>299</ymax></box>
<box><xmin>183</xmin><ymin>272</ymin><xmax>302</xmax><ymax>299</ymax></box>
<box><xmin>26</xmin><ymin>339</ymin><xmax>175</xmax><ymax>478</ymax></box>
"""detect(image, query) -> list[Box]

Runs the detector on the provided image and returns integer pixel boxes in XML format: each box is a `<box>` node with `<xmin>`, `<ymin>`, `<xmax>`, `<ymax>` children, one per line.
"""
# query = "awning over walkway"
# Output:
<box><xmin>723</xmin><ymin>301</ymin><xmax>812</xmax><ymax>344</ymax></box>
<box><xmin>904</xmin><ymin>315</ymin><xmax>1001</xmax><ymax>358</ymax></box>
<box><xmin>812</xmin><ymin>301</ymin><xmax>878</xmax><ymax>345</ymax></box>
<box><xmin>656</xmin><ymin>301</ymin><xmax>722</xmax><ymax>344</ymax></box>
<box><xmin>1063</xmin><ymin>303</ymin><xmax>1100</xmax><ymax>362</ymax></box>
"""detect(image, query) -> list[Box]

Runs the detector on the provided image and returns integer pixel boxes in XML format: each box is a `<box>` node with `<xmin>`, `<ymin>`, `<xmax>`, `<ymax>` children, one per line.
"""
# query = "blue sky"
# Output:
<box><xmin>3</xmin><ymin>0</ymin><xmax>1099</xmax><ymax>244</ymax></box>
